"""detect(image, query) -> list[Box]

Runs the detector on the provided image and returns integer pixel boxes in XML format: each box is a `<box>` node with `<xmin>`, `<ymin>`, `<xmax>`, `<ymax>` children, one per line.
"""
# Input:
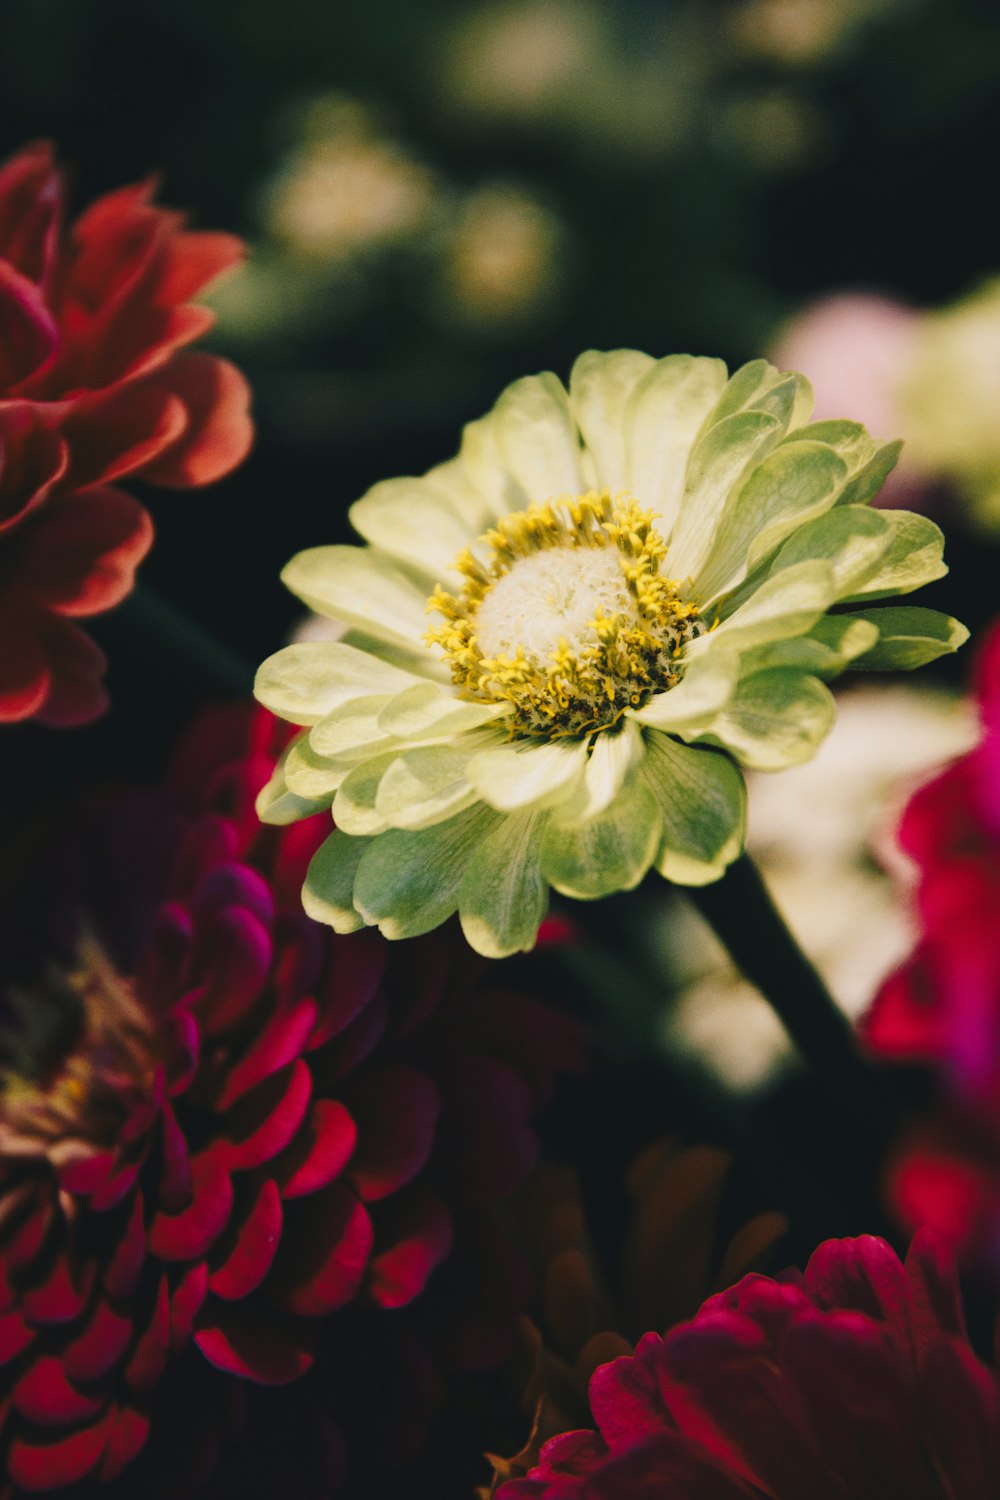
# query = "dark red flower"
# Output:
<box><xmin>0</xmin><ymin>706</ymin><xmax>582</xmax><ymax>1493</ymax></box>
<box><xmin>0</xmin><ymin>142</ymin><xmax>253</xmax><ymax>726</ymax></box>
<box><xmin>497</xmin><ymin>1233</ymin><xmax>1000</xmax><ymax>1499</ymax></box>
<box><xmin>864</xmin><ymin>621</ymin><xmax>1000</xmax><ymax>1268</ymax></box>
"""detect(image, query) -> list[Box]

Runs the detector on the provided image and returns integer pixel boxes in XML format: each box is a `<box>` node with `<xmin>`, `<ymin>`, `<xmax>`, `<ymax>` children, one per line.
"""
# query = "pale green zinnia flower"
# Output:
<box><xmin>255</xmin><ymin>350</ymin><xmax>967</xmax><ymax>957</ymax></box>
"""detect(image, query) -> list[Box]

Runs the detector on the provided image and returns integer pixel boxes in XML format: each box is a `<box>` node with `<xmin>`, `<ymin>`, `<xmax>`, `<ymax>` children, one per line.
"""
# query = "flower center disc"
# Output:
<box><xmin>428</xmin><ymin>490</ymin><xmax>703</xmax><ymax>738</ymax></box>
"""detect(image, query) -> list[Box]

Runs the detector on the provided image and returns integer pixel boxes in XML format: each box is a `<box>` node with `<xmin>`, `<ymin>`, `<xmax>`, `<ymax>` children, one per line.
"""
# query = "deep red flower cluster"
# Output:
<box><xmin>0</xmin><ymin>707</ymin><xmax>582</xmax><ymax>1493</ymax></box>
<box><xmin>865</xmin><ymin>621</ymin><xmax>1000</xmax><ymax>1268</ymax></box>
<box><xmin>0</xmin><ymin>142</ymin><xmax>252</xmax><ymax>726</ymax></box>
<box><xmin>498</xmin><ymin>1233</ymin><xmax>1000</xmax><ymax>1498</ymax></box>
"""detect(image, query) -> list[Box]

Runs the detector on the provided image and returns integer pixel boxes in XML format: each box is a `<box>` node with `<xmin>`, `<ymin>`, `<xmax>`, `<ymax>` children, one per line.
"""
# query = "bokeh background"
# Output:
<box><xmin>4</xmin><ymin>0</ymin><xmax>1000</xmax><ymax>1256</ymax></box>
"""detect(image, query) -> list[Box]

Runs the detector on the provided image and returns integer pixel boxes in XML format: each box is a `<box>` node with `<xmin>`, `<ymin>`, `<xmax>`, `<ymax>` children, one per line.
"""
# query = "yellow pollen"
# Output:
<box><xmin>426</xmin><ymin>490</ymin><xmax>704</xmax><ymax>738</ymax></box>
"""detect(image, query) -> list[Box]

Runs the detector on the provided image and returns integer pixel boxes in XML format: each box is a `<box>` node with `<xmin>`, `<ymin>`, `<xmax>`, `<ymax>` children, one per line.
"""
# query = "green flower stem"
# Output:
<box><xmin>687</xmin><ymin>854</ymin><xmax>897</xmax><ymax>1142</ymax></box>
<box><xmin>118</xmin><ymin>585</ymin><xmax>254</xmax><ymax>695</ymax></box>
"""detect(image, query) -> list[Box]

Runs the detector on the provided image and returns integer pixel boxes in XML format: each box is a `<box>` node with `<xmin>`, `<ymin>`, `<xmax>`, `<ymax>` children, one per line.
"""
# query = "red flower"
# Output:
<box><xmin>864</xmin><ymin>621</ymin><xmax>1000</xmax><ymax>1267</ymax></box>
<box><xmin>0</xmin><ymin>707</ymin><xmax>582</xmax><ymax>1493</ymax></box>
<box><xmin>0</xmin><ymin>142</ymin><xmax>253</xmax><ymax>726</ymax></box>
<box><xmin>497</xmin><ymin>1233</ymin><xmax>1000</xmax><ymax>1498</ymax></box>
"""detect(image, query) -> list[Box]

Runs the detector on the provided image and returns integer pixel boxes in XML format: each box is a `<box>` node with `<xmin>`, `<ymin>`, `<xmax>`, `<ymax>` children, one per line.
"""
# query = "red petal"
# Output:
<box><xmin>63</xmin><ymin>1297</ymin><xmax>134</xmax><ymax>1381</ymax></box>
<box><xmin>21</xmin><ymin>1248</ymin><xmax>94</xmax><ymax>1324</ymax></box>
<box><xmin>309</xmin><ymin>929</ymin><xmax>387</xmax><ymax>1050</ymax></box>
<box><xmin>17</xmin><ymin>486</ymin><xmax>153</xmax><ymax>617</ymax></box>
<box><xmin>13</xmin><ymin>1355</ymin><xmax>105</xmax><ymax>1425</ymax></box>
<box><xmin>209</xmin><ymin>1179</ymin><xmax>283</xmax><ymax>1301</ymax></box>
<box><xmin>8</xmin><ymin>1410</ymin><xmax>113</xmax><ymax>1491</ymax></box>
<box><xmin>216</xmin><ymin>1059</ymin><xmax>312</xmax><ymax>1172</ymax></box>
<box><xmin>0</xmin><ymin>1309</ymin><xmax>32</xmax><ymax>1365</ymax></box>
<box><xmin>0</xmin><ymin>140</ymin><xmax>62</xmax><ymax>283</ymax></box>
<box><xmin>0</xmin><ymin>602</ymin><xmax>50</xmax><ymax>721</ymax></box>
<box><xmin>149</xmin><ymin>1151</ymin><xmax>233</xmax><ymax>1261</ymax></box>
<box><xmin>366</xmin><ymin>1189</ymin><xmax>453</xmax><ymax>1309</ymax></box>
<box><xmin>194</xmin><ymin>1303</ymin><xmax>316</xmax><ymax>1385</ymax></box>
<box><xmin>138</xmin><ymin>353</ymin><xmax>253</xmax><ymax>488</ymax></box>
<box><xmin>29</xmin><ymin>615</ymin><xmax>109</xmax><ymax>729</ymax></box>
<box><xmin>278</xmin><ymin>1098</ymin><xmax>357</xmax><ymax>1200</ymax></box>
<box><xmin>99</xmin><ymin>1404</ymin><xmax>151</xmax><ymax>1482</ymax></box>
<box><xmin>158</xmin><ymin>231</ymin><xmax>244</xmax><ymax>302</ymax></box>
<box><xmin>124</xmin><ymin>1273</ymin><xmax>170</xmax><ymax>1391</ymax></box>
<box><xmin>103</xmin><ymin>1191</ymin><xmax>147</xmax><ymax>1299</ymax></box>
<box><xmin>158</xmin><ymin>1099</ymin><xmax>193</xmax><ymax>1213</ymax></box>
<box><xmin>267</xmin><ymin>1182</ymin><xmax>373</xmax><ymax>1317</ymax></box>
<box><xmin>170</xmin><ymin>1261</ymin><xmax>209</xmax><ymax>1351</ymax></box>
<box><xmin>345</xmin><ymin>1066</ymin><xmax>440</xmax><ymax>1203</ymax></box>
<box><xmin>0</xmin><ymin>258</ymin><xmax>58</xmax><ymax>386</ymax></box>
<box><xmin>215</xmin><ymin>997</ymin><xmax>319</xmax><ymax>1111</ymax></box>
<box><xmin>55</xmin><ymin>382</ymin><xmax>189</xmax><ymax>486</ymax></box>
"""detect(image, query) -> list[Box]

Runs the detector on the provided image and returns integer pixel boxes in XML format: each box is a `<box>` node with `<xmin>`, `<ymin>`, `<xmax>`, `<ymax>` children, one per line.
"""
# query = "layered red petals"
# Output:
<box><xmin>864</xmin><ymin>618</ymin><xmax>1000</xmax><ymax>1269</ymax></box>
<box><xmin>0</xmin><ymin>140</ymin><xmax>252</xmax><ymax>725</ymax></box>
<box><xmin>502</xmin><ymin>1235</ymin><xmax>1000</xmax><ymax>1500</ymax></box>
<box><xmin>0</xmin><ymin>704</ymin><xmax>581</xmax><ymax>1492</ymax></box>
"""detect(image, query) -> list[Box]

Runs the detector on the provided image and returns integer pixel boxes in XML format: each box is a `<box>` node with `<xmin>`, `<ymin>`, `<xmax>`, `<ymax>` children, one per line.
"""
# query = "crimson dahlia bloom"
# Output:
<box><xmin>865</xmin><ymin>621</ymin><xmax>1000</xmax><ymax>1266</ymax></box>
<box><xmin>498</xmin><ymin>1233</ymin><xmax>1000</xmax><ymax>1498</ymax></box>
<box><xmin>0</xmin><ymin>142</ymin><xmax>253</xmax><ymax>725</ymax></box>
<box><xmin>0</xmin><ymin>707</ymin><xmax>581</xmax><ymax>1493</ymax></box>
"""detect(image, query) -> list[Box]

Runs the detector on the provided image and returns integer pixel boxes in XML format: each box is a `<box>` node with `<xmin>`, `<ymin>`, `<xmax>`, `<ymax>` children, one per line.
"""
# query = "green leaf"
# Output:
<box><xmin>353</xmin><ymin>806</ymin><xmax>502</xmax><ymax>940</ymax></box>
<box><xmin>849</xmin><ymin>607</ymin><xmax>970</xmax><ymax>670</ymax></box>
<box><xmin>541</xmin><ymin>777</ymin><xmax>662</xmax><ymax>899</ymax></box>
<box><xmin>459</xmin><ymin>813</ymin><xmax>549</xmax><ymax>956</ymax></box>
<box><xmin>642</xmin><ymin>734</ymin><xmax>746</xmax><ymax>886</ymax></box>
<box><xmin>697</xmin><ymin>668</ymin><xmax>836</xmax><ymax>771</ymax></box>
<box><xmin>302</xmin><ymin>831</ymin><xmax>370</xmax><ymax>933</ymax></box>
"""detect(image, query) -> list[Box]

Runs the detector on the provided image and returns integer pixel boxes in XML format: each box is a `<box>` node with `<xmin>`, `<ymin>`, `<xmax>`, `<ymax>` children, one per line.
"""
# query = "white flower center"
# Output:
<box><xmin>474</xmin><ymin>545</ymin><xmax>637</xmax><ymax>665</ymax></box>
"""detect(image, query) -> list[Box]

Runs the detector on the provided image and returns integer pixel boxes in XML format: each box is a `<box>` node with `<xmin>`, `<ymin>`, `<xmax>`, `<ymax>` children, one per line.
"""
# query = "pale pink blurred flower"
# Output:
<box><xmin>772</xmin><ymin>292</ymin><xmax>926</xmax><ymax>507</ymax></box>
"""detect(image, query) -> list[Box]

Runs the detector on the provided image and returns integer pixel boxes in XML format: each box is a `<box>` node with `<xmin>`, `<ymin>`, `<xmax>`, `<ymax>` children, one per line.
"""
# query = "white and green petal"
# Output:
<box><xmin>541</xmin><ymin>776</ymin><xmax>662</xmax><ymax>899</ymax></box>
<box><xmin>459</xmin><ymin>812</ymin><xmax>550</xmax><ymax>957</ymax></box>
<box><xmin>694</xmin><ymin>668</ymin><xmax>837</xmax><ymax>771</ymax></box>
<box><xmin>255</xmin><ymin>346</ymin><xmax>967</xmax><ymax>957</ymax></box>
<box><xmin>353</xmin><ymin>804</ymin><xmax>502</xmax><ymax>940</ymax></box>
<box><xmin>642</xmin><ymin>734</ymin><xmax>747</xmax><ymax>886</ymax></box>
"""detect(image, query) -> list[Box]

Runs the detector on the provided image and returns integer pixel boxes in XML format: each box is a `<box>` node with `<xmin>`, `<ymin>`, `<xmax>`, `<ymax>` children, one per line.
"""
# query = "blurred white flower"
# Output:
<box><xmin>443</xmin><ymin>183</ymin><xmax>561</xmax><ymax>325</ymax></box>
<box><xmin>728</xmin><ymin>0</ymin><xmax>897</xmax><ymax>66</ymax></box>
<box><xmin>264</xmin><ymin>96</ymin><xmax>436</xmax><ymax>261</ymax></box>
<box><xmin>659</xmin><ymin>685</ymin><xmax>976</xmax><ymax>1091</ymax></box>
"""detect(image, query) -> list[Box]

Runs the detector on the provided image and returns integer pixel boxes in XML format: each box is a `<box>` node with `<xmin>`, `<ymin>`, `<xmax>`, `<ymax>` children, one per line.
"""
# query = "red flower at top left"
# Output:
<box><xmin>0</xmin><ymin>141</ymin><xmax>253</xmax><ymax>727</ymax></box>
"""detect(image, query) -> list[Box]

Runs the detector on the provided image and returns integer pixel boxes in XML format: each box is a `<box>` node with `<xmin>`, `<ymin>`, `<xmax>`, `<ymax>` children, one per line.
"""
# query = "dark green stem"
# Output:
<box><xmin>687</xmin><ymin>854</ymin><xmax>897</xmax><ymax>1143</ymax></box>
<box><xmin>118</xmin><ymin>585</ymin><xmax>254</xmax><ymax>696</ymax></box>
